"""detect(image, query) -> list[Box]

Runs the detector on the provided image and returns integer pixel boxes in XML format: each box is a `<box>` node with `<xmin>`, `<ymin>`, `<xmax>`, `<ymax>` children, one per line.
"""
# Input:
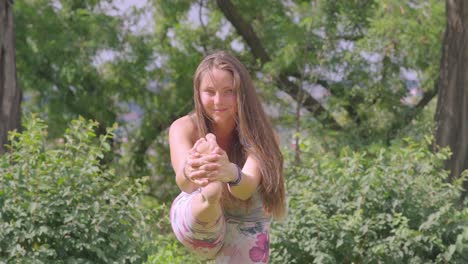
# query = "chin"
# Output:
<box><xmin>211</xmin><ymin>114</ymin><xmax>235</xmax><ymax>124</ymax></box>
<box><xmin>211</xmin><ymin>116</ymin><xmax>225</xmax><ymax>124</ymax></box>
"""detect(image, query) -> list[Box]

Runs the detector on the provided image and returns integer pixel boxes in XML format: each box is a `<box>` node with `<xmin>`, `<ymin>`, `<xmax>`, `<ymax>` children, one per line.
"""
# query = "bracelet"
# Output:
<box><xmin>228</xmin><ymin>164</ymin><xmax>242</xmax><ymax>186</ymax></box>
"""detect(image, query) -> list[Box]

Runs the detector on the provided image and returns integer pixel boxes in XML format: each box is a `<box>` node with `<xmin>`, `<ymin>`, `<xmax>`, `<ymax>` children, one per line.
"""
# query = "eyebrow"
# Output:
<box><xmin>202</xmin><ymin>86</ymin><xmax>234</xmax><ymax>90</ymax></box>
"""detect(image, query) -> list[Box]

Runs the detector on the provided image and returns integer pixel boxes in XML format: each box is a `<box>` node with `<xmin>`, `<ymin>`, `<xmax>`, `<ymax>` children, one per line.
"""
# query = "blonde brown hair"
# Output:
<box><xmin>192</xmin><ymin>51</ymin><xmax>285</xmax><ymax>219</ymax></box>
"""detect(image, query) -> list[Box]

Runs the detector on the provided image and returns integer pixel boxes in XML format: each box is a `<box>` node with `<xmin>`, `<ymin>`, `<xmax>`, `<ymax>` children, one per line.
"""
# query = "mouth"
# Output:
<box><xmin>214</xmin><ymin>108</ymin><xmax>228</xmax><ymax>112</ymax></box>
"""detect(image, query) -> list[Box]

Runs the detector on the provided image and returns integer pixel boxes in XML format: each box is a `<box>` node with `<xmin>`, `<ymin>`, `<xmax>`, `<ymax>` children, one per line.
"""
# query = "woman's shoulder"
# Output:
<box><xmin>169</xmin><ymin>114</ymin><xmax>198</xmax><ymax>141</ymax></box>
<box><xmin>171</xmin><ymin>114</ymin><xmax>193</xmax><ymax>128</ymax></box>
<box><xmin>170</xmin><ymin>114</ymin><xmax>196</xmax><ymax>132</ymax></box>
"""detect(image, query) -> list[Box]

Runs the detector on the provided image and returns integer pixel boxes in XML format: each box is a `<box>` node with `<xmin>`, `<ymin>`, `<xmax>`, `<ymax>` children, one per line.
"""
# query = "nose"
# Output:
<box><xmin>214</xmin><ymin>92</ymin><xmax>223</xmax><ymax>105</ymax></box>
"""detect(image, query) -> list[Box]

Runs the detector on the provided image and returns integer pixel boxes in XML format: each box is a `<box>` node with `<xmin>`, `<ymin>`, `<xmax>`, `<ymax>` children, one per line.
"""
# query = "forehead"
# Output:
<box><xmin>200</xmin><ymin>68</ymin><xmax>234</xmax><ymax>88</ymax></box>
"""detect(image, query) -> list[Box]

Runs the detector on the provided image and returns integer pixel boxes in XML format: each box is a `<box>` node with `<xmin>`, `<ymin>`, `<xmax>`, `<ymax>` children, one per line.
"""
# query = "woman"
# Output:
<box><xmin>169</xmin><ymin>51</ymin><xmax>285</xmax><ymax>263</ymax></box>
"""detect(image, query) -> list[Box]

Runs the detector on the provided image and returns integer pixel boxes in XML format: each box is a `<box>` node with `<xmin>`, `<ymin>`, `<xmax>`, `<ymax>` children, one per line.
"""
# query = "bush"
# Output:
<box><xmin>145</xmin><ymin>225</ymin><xmax>203</xmax><ymax>264</ymax></box>
<box><xmin>271</xmin><ymin>136</ymin><xmax>468</xmax><ymax>263</ymax></box>
<box><xmin>0</xmin><ymin>116</ymin><xmax>158</xmax><ymax>263</ymax></box>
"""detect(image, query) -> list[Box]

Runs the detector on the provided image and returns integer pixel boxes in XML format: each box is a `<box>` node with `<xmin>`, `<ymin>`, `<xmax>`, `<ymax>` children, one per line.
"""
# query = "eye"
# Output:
<box><xmin>225</xmin><ymin>89</ymin><xmax>235</xmax><ymax>94</ymax></box>
<box><xmin>204</xmin><ymin>90</ymin><xmax>215</xmax><ymax>95</ymax></box>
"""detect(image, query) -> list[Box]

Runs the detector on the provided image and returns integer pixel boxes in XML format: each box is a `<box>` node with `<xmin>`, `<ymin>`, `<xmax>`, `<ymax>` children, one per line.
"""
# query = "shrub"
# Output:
<box><xmin>143</xmin><ymin>195</ymin><xmax>204</xmax><ymax>264</ymax></box>
<box><xmin>0</xmin><ymin>116</ymin><xmax>157</xmax><ymax>263</ymax></box>
<box><xmin>145</xmin><ymin>225</ymin><xmax>202</xmax><ymax>264</ymax></box>
<box><xmin>271</xmin><ymin>136</ymin><xmax>468</xmax><ymax>263</ymax></box>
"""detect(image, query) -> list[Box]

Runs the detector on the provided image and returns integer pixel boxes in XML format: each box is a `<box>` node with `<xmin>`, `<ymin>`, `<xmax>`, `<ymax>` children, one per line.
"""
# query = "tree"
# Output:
<box><xmin>12</xmin><ymin>0</ymin><xmax>446</xmax><ymax>197</ymax></box>
<box><xmin>14</xmin><ymin>0</ymin><xmax>122</xmax><ymax>138</ymax></box>
<box><xmin>434</xmin><ymin>0</ymin><xmax>468</xmax><ymax>191</ymax></box>
<box><xmin>216</xmin><ymin>0</ymin><xmax>340</xmax><ymax>129</ymax></box>
<box><xmin>151</xmin><ymin>0</ymin><xmax>443</xmax><ymax>145</ymax></box>
<box><xmin>13</xmin><ymin>0</ymin><xmax>185</xmax><ymax>179</ymax></box>
<box><xmin>0</xmin><ymin>0</ymin><xmax>21</xmax><ymax>155</ymax></box>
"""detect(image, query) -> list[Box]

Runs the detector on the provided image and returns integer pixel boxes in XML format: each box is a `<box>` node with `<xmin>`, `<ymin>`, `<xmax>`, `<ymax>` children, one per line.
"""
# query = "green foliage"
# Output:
<box><xmin>144</xmin><ymin>204</ymin><xmax>202</xmax><ymax>264</ymax></box>
<box><xmin>14</xmin><ymin>0</ymin><xmax>447</xmax><ymax>182</ymax></box>
<box><xmin>11</xmin><ymin>1</ymin><xmax>466</xmax><ymax>262</ymax></box>
<box><xmin>145</xmin><ymin>234</ymin><xmax>194</xmax><ymax>264</ymax></box>
<box><xmin>15</xmin><ymin>0</ymin><xmax>192</xmax><ymax>180</ymax></box>
<box><xmin>321</xmin><ymin>0</ymin><xmax>445</xmax><ymax>143</ymax></box>
<box><xmin>15</xmin><ymin>0</ymin><xmax>122</xmax><ymax>137</ymax></box>
<box><xmin>271</xmin><ymin>137</ymin><xmax>468</xmax><ymax>263</ymax></box>
<box><xmin>0</xmin><ymin>116</ymin><xmax>158</xmax><ymax>263</ymax></box>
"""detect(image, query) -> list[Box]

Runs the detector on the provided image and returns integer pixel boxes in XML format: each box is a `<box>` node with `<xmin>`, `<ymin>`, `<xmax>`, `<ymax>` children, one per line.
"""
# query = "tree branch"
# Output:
<box><xmin>215</xmin><ymin>0</ymin><xmax>269</xmax><ymax>63</ymax></box>
<box><xmin>386</xmin><ymin>87</ymin><xmax>438</xmax><ymax>143</ymax></box>
<box><xmin>216</xmin><ymin>0</ymin><xmax>341</xmax><ymax>129</ymax></box>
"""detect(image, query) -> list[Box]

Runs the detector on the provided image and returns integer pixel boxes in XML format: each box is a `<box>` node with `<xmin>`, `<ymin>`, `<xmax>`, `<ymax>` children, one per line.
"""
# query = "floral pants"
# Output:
<box><xmin>170</xmin><ymin>191</ymin><xmax>270</xmax><ymax>263</ymax></box>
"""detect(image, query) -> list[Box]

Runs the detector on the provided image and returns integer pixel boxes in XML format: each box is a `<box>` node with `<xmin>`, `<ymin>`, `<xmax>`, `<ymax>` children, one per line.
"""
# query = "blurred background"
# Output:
<box><xmin>1</xmin><ymin>0</ymin><xmax>467</xmax><ymax>263</ymax></box>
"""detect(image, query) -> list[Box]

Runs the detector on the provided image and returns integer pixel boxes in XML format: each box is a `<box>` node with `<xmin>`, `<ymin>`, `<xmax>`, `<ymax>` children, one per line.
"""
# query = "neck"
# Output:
<box><xmin>212</xmin><ymin>121</ymin><xmax>236</xmax><ymax>151</ymax></box>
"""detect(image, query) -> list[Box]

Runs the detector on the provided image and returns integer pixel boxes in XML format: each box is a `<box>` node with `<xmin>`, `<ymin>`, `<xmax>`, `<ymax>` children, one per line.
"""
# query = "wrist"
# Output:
<box><xmin>228</xmin><ymin>163</ymin><xmax>242</xmax><ymax>186</ymax></box>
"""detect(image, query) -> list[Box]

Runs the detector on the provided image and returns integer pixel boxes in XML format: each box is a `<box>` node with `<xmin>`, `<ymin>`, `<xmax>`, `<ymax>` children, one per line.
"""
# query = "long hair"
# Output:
<box><xmin>192</xmin><ymin>51</ymin><xmax>285</xmax><ymax>219</ymax></box>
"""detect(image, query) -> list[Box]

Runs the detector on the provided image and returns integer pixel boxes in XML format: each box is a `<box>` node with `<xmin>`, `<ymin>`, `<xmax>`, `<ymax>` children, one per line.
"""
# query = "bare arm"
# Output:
<box><xmin>229</xmin><ymin>131</ymin><xmax>281</xmax><ymax>200</ymax></box>
<box><xmin>187</xmin><ymin>138</ymin><xmax>262</xmax><ymax>200</ymax></box>
<box><xmin>228</xmin><ymin>155</ymin><xmax>262</xmax><ymax>200</ymax></box>
<box><xmin>207</xmin><ymin>132</ymin><xmax>280</xmax><ymax>200</ymax></box>
<box><xmin>168</xmin><ymin>116</ymin><xmax>200</xmax><ymax>193</ymax></box>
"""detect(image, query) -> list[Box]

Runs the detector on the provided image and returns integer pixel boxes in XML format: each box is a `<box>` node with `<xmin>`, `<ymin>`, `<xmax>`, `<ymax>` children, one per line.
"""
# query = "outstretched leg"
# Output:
<box><xmin>192</xmin><ymin>181</ymin><xmax>224</xmax><ymax>222</ymax></box>
<box><xmin>170</xmin><ymin>185</ymin><xmax>225</xmax><ymax>259</ymax></box>
<box><xmin>170</xmin><ymin>134</ymin><xmax>226</xmax><ymax>259</ymax></box>
<box><xmin>191</xmin><ymin>133</ymin><xmax>224</xmax><ymax>222</ymax></box>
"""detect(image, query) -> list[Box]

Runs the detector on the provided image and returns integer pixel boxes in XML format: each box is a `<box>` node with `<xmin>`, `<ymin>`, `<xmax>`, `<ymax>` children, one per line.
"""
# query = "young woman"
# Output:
<box><xmin>169</xmin><ymin>51</ymin><xmax>285</xmax><ymax>263</ymax></box>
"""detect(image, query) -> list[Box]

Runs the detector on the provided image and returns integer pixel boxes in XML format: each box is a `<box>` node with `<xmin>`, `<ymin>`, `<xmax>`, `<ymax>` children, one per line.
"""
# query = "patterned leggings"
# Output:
<box><xmin>170</xmin><ymin>191</ymin><xmax>270</xmax><ymax>263</ymax></box>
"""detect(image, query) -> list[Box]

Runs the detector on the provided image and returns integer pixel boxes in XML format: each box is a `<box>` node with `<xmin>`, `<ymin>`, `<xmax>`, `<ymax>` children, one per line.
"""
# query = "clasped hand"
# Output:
<box><xmin>184</xmin><ymin>134</ymin><xmax>236</xmax><ymax>186</ymax></box>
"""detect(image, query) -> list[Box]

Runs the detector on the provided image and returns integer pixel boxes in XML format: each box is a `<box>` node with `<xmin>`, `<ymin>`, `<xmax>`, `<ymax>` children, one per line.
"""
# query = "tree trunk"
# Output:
<box><xmin>0</xmin><ymin>0</ymin><xmax>21</xmax><ymax>155</ymax></box>
<box><xmin>434</xmin><ymin>0</ymin><xmax>468</xmax><ymax>188</ymax></box>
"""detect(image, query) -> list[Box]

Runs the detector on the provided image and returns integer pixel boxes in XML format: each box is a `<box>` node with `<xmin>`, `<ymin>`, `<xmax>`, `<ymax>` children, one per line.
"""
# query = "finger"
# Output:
<box><xmin>193</xmin><ymin>178</ymin><xmax>209</xmax><ymax>186</ymax></box>
<box><xmin>188</xmin><ymin>151</ymin><xmax>205</xmax><ymax>161</ymax></box>
<box><xmin>188</xmin><ymin>148</ymin><xmax>199</xmax><ymax>158</ymax></box>
<box><xmin>201</xmin><ymin>153</ymin><xmax>221</xmax><ymax>162</ymax></box>
<box><xmin>199</xmin><ymin>163</ymin><xmax>220</xmax><ymax>171</ymax></box>
<box><xmin>196</xmin><ymin>179</ymin><xmax>209</xmax><ymax>186</ymax></box>
<box><xmin>187</xmin><ymin>159</ymin><xmax>203</xmax><ymax>168</ymax></box>
<box><xmin>204</xmin><ymin>171</ymin><xmax>221</xmax><ymax>182</ymax></box>
<box><xmin>190</xmin><ymin>169</ymin><xmax>211</xmax><ymax>179</ymax></box>
<box><xmin>188</xmin><ymin>151</ymin><xmax>201</xmax><ymax>159</ymax></box>
<box><xmin>188</xmin><ymin>154</ymin><xmax>220</xmax><ymax>167</ymax></box>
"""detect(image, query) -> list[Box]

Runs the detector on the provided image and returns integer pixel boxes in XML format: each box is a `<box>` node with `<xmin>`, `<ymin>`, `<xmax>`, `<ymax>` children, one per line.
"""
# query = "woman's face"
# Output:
<box><xmin>199</xmin><ymin>68</ymin><xmax>237</xmax><ymax>125</ymax></box>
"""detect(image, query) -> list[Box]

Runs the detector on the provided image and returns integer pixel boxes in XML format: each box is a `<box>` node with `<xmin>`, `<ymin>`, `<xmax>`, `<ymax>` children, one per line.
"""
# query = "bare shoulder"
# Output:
<box><xmin>169</xmin><ymin>115</ymin><xmax>197</xmax><ymax>144</ymax></box>
<box><xmin>170</xmin><ymin>115</ymin><xmax>194</xmax><ymax>131</ymax></box>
